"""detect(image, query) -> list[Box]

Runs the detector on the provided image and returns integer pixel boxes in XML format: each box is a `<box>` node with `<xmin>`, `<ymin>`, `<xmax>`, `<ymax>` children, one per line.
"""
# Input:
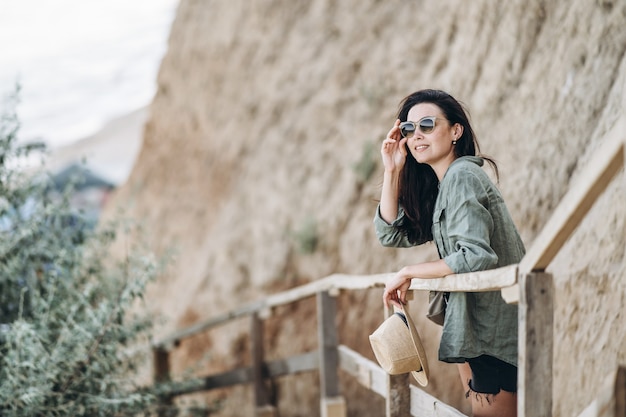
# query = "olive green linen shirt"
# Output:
<box><xmin>374</xmin><ymin>156</ymin><xmax>525</xmax><ymax>366</ymax></box>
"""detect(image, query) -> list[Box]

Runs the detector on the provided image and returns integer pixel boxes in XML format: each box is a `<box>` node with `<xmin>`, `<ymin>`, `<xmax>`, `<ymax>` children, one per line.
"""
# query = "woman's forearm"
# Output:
<box><xmin>380</xmin><ymin>170</ymin><xmax>401</xmax><ymax>223</ymax></box>
<box><xmin>400</xmin><ymin>259</ymin><xmax>454</xmax><ymax>280</ymax></box>
<box><xmin>384</xmin><ymin>259</ymin><xmax>455</xmax><ymax>308</ymax></box>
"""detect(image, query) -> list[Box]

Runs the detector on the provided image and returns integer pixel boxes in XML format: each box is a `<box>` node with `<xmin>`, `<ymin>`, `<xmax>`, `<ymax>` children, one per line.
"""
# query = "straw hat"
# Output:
<box><xmin>369</xmin><ymin>305</ymin><xmax>429</xmax><ymax>386</ymax></box>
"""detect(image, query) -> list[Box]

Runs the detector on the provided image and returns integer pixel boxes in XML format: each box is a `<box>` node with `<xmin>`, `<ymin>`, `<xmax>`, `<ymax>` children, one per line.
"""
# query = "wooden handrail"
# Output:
<box><xmin>520</xmin><ymin>118</ymin><xmax>625</xmax><ymax>275</ymax></box>
<box><xmin>502</xmin><ymin>121</ymin><xmax>625</xmax><ymax>304</ymax></box>
<box><xmin>153</xmin><ymin>265</ymin><xmax>518</xmax><ymax>349</ymax></box>
<box><xmin>407</xmin><ymin>264</ymin><xmax>517</xmax><ymax>292</ymax></box>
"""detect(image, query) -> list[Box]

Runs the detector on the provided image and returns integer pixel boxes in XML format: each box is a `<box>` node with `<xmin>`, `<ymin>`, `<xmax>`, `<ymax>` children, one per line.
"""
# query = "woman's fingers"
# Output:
<box><xmin>382</xmin><ymin>120</ymin><xmax>406</xmax><ymax>155</ymax></box>
<box><xmin>386</xmin><ymin>119</ymin><xmax>402</xmax><ymax>140</ymax></box>
<box><xmin>397</xmin><ymin>137</ymin><xmax>407</xmax><ymax>156</ymax></box>
<box><xmin>381</xmin><ymin>136</ymin><xmax>406</xmax><ymax>156</ymax></box>
<box><xmin>383</xmin><ymin>269</ymin><xmax>411</xmax><ymax>309</ymax></box>
<box><xmin>398</xmin><ymin>288</ymin><xmax>406</xmax><ymax>304</ymax></box>
<box><xmin>383</xmin><ymin>287</ymin><xmax>405</xmax><ymax>309</ymax></box>
<box><xmin>382</xmin><ymin>286</ymin><xmax>389</xmax><ymax>308</ymax></box>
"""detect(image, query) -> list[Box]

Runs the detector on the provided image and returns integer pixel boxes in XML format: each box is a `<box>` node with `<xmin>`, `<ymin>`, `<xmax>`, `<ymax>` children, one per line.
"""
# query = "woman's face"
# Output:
<box><xmin>405</xmin><ymin>103</ymin><xmax>461</xmax><ymax>178</ymax></box>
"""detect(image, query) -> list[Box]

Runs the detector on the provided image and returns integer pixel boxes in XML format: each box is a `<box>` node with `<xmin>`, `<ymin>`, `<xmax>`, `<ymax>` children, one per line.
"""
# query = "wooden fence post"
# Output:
<box><xmin>518</xmin><ymin>272</ymin><xmax>554</xmax><ymax>417</ymax></box>
<box><xmin>384</xmin><ymin>305</ymin><xmax>411</xmax><ymax>417</ymax></box>
<box><xmin>154</xmin><ymin>346</ymin><xmax>170</xmax><ymax>383</ymax></box>
<box><xmin>251</xmin><ymin>312</ymin><xmax>277</xmax><ymax>417</ymax></box>
<box><xmin>614</xmin><ymin>366</ymin><xmax>625</xmax><ymax>417</ymax></box>
<box><xmin>386</xmin><ymin>373</ymin><xmax>411</xmax><ymax>417</ymax></box>
<box><xmin>317</xmin><ymin>291</ymin><xmax>347</xmax><ymax>417</ymax></box>
<box><xmin>153</xmin><ymin>346</ymin><xmax>173</xmax><ymax>416</ymax></box>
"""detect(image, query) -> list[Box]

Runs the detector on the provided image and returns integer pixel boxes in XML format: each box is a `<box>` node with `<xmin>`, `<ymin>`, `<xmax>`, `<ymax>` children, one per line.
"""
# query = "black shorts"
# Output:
<box><xmin>466</xmin><ymin>355</ymin><xmax>517</xmax><ymax>394</ymax></box>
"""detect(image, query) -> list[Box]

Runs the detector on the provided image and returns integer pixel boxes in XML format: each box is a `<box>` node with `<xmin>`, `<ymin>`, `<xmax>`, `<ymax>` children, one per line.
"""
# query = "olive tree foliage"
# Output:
<box><xmin>0</xmin><ymin>90</ymin><xmax>162</xmax><ymax>416</ymax></box>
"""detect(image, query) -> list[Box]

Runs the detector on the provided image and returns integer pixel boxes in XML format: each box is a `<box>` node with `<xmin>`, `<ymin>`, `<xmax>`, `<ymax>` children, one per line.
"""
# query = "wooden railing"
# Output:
<box><xmin>501</xmin><ymin>116</ymin><xmax>626</xmax><ymax>304</ymax></box>
<box><xmin>150</xmin><ymin>120</ymin><xmax>625</xmax><ymax>417</ymax></box>
<box><xmin>151</xmin><ymin>267</ymin><xmax>516</xmax><ymax>417</ymax></box>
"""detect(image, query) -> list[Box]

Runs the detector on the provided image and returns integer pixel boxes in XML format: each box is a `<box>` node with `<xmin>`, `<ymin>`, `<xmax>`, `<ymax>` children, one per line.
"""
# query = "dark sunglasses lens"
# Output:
<box><xmin>400</xmin><ymin>122</ymin><xmax>416</xmax><ymax>138</ymax></box>
<box><xmin>420</xmin><ymin>118</ymin><xmax>435</xmax><ymax>133</ymax></box>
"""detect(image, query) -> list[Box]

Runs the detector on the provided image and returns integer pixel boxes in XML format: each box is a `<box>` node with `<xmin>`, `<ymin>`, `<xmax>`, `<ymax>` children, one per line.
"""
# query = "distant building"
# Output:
<box><xmin>50</xmin><ymin>163</ymin><xmax>115</xmax><ymax>227</ymax></box>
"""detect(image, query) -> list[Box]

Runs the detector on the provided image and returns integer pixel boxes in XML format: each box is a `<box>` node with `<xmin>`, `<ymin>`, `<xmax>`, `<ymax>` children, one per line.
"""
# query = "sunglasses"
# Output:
<box><xmin>399</xmin><ymin>116</ymin><xmax>444</xmax><ymax>138</ymax></box>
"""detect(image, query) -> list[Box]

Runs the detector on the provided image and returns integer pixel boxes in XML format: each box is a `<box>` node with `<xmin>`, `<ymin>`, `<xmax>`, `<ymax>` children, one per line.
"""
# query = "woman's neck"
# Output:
<box><xmin>430</xmin><ymin>155</ymin><xmax>457</xmax><ymax>181</ymax></box>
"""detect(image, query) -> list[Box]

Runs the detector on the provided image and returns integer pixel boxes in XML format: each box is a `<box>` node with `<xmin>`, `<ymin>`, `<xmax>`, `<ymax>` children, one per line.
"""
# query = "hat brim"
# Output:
<box><xmin>402</xmin><ymin>306</ymin><xmax>429</xmax><ymax>387</ymax></box>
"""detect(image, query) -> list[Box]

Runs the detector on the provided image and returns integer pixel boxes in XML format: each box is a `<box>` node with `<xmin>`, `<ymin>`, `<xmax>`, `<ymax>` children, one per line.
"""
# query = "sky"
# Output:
<box><xmin>0</xmin><ymin>0</ymin><xmax>180</xmax><ymax>148</ymax></box>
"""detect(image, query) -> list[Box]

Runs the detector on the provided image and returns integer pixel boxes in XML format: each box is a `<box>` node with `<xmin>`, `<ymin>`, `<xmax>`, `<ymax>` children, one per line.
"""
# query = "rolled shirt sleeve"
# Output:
<box><xmin>442</xmin><ymin>171</ymin><xmax>499</xmax><ymax>274</ymax></box>
<box><xmin>373</xmin><ymin>205</ymin><xmax>416</xmax><ymax>248</ymax></box>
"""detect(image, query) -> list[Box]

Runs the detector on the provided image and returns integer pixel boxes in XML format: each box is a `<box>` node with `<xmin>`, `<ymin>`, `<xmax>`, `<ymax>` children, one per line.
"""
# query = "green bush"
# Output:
<box><xmin>0</xmin><ymin>90</ymin><xmax>161</xmax><ymax>416</ymax></box>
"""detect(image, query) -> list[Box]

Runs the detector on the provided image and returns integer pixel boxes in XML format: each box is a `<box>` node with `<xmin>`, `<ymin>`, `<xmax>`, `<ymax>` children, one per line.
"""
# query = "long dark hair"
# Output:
<box><xmin>396</xmin><ymin>89</ymin><xmax>498</xmax><ymax>244</ymax></box>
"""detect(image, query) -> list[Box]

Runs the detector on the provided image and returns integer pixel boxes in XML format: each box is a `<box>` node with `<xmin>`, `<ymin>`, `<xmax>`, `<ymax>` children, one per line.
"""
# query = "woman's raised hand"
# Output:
<box><xmin>381</xmin><ymin>119</ymin><xmax>408</xmax><ymax>173</ymax></box>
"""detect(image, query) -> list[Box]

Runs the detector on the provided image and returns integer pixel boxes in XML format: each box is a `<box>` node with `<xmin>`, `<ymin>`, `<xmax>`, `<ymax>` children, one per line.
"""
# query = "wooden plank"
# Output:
<box><xmin>250</xmin><ymin>313</ymin><xmax>273</xmax><ymax>412</ymax></box>
<box><xmin>338</xmin><ymin>344</ymin><xmax>388</xmax><ymax>397</ymax></box>
<box><xmin>317</xmin><ymin>291</ymin><xmax>342</xmax><ymax>399</ymax></box>
<box><xmin>381</xmin><ymin>305</ymin><xmax>411</xmax><ymax>417</ymax></box>
<box><xmin>326</xmin><ymin>273</ymin><xmax>392</xmax><ymax>290</ymax></box>
<box><xmin>317</xmin><ymin>291</ymin><xmax>347</xmax><ymax>417</ymax></box>
<box><xmin>520</xmin><ymin>122</ymin><xmax>625</xmax><ymax>274</ymax></box>
<box><xmin>408</xmin><ymin>264</ymin><xmax>518</xmax><ymax>292</ymax></box>
<box><xmin>200</xmin><ymin>367</ymin><xmax>252</xmax><ymax>392</ymax></box>
<box><xmin>160</xmin><ymin>367</ymin><xmax>252</xmax><ymax>397</ymax></box>
<box><xmin>155</xmin><ymin>266</ymin><xmax>519</xmax><ymax>348</ymax></box>
<box><xmin>616</xmin><ymin>365</ymin><xmax>625</xmax><ymax>417</ymax></box>
<box><xmin>153</xmin><ymin>347</ymin><xmax>173</xmax><ymax>417</ymax></box>
<box><xmin>501</xmin><ymin>283</ymin><xmax>519</xmax><ymax>304</ymax></box>
<box><xmin>387</xmin><ymin>373</ymin><xmax>411</xmax><ymax>417</ymax></box>
<box><xmin>265</xmin><ymin>351</ymin><xmax>319</xmax><ymax>376</ymax></box>
<box><xmin>155</xmin><ymin>277</ymin><xmax>336</xmax><ymax>347</ymax></box>
<box><xmin>330</xmin><ymin>266</ymin><xmax>518</xmax><ymax>293</ymax></box>
<box><xmin>153</xmin><ymin>301</ymin><xmax>263</xmax><ymax>348</ymax></box>
<box><xmin>518</xmin><ymin>272</ymin><xmax>554</xmax><ymax>417</ymax></box>
<box><xmin>409</xmin><ymin>385</ymin><xmax>468</xmax><ymax>417</ymax></box>
<box><xmin>264</xmin><ymin>278</ymin><xmax>333</xmax><ymax>308</ymax></box>
<box><xmin>344</xmin><ymin>315</ymin><xmax>473</xmax><ymax>416</ymax></box>
<box><xmin>264</xmin><ymin>265</ymin><xmax>519</xmax><ymax>310</ymax></box>
<box><xmin>321</xmin><ymin>397</ymin><xmax>347</xmax><ymax>417</ymax></box>
<box><xmin>153</xmin><ymin>347</ymin><xmax>170</xmax><ymax>383</ymax></box>
<box><xmin>157</xmin><ymin>351</ymin><xmax>319</xmax><ymax>397</ymax></box>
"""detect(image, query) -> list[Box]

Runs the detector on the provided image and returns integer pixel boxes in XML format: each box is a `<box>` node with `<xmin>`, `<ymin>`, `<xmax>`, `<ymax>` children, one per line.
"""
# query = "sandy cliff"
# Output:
<box><xmin>105</xmin><ymin>1</ymin><xmax>626</xmax><ymax>416</ymax></box>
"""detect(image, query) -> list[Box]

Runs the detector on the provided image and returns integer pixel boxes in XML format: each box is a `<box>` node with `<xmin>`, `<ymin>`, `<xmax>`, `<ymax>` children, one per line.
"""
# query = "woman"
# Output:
<box><xmin>374</xmin><ymin>89</ymin><xmax>525</xmax><ymax>417</ymax></box>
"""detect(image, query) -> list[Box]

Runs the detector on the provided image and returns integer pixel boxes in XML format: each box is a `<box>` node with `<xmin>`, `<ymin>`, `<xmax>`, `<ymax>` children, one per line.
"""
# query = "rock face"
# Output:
<box><xmin>106</xmin><ymin>1</ymin><xmax>626</xmax><ymax>416</ymax></box>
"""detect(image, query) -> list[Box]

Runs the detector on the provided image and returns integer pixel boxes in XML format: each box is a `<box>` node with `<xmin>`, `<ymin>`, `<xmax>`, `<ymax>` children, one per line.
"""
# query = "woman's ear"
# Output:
<box><xmin>453</xmin><ymin>123</ymin><xmax>464</xmax><ymax>140</ymax></box>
